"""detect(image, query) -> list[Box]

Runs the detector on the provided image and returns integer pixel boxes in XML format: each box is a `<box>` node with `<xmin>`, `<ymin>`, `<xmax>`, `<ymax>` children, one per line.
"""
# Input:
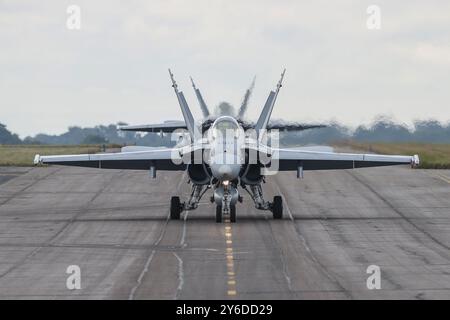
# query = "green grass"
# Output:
<box><xmin>0</xmin><ymin>145</ymin><xmax>104</xmax><ymax>166</ymax></box>
<box><xmin>335</xmin><ymin>141</ymin><xmax>450</xmax><ymax>169</ymax></box>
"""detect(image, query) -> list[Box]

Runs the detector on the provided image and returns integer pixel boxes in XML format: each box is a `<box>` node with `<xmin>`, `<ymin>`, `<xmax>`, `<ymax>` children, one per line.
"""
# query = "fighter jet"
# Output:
<box><xmin>34</xmin><ymin>70</ymin><xmax>420</xmax><ymax>223</ymax></box>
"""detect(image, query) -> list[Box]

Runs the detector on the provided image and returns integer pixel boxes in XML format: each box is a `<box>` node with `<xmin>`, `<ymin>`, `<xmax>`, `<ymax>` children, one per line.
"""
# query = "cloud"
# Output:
<box><xmin>413</xmin><ymin>43</ymin><xmax>450</xmax><ymax>66</ymax></box>
<box><xmin>0</xmin><ymin>0</ymin><xmax>449</xmax><ymax>137</ymax></box>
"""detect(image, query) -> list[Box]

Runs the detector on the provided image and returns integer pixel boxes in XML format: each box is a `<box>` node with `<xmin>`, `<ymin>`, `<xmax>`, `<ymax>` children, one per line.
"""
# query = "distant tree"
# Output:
<box><xmin>0</xmin><ymin>123</ymin><xmax>22</xmax><ymax>144</ymax></box>
<box><xmin>22</xmin><ymin>136</ymin><xmax>42</xmax><ymax>145</ymax></box>
<box><xmin>3</xmin><ymin>115</ymin><xmax>447</xmax><ymax>147</ymax></box>
<box><xmin>82</xmin><ymin>134</ymin><xmax>108</xmax><ymax>144</ymax></box>
<box><xmin>413</xmin><ymin>120</ymin><xmax>450</xmax><ymax>143</ymax></box>
<box><xmin>353</xmin><ymin>118</ymin><xmax>412</xmax><ymax>142</ymax></box>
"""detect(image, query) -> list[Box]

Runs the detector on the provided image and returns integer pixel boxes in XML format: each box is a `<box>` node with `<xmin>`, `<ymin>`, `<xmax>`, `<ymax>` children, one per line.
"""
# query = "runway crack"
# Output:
<box><xmin>173</xmin><ymin>252</ymin><xmax>184</xmax><ymax>299</ymax></box>
<box><xmin>273</xmin><ymin>178</ymin><xmax>353</xmax><ymax>299</ymax></box>
<box><xmin>128</xmin><ymin>172</ymin><xmax>187</xmax><ymax>300</ymax></box>
<box><xmin>0</xmin><ymin>169</ymin><xmax>122</xmax><ymax>281</ymax></box>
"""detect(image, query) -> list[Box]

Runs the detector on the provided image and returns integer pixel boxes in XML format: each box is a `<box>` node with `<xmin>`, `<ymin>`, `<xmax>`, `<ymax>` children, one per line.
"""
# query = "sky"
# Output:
<box><xmin>1</xmin><ymin>0</ymin><xmax>450</xmax><ymax>138</ymax></box>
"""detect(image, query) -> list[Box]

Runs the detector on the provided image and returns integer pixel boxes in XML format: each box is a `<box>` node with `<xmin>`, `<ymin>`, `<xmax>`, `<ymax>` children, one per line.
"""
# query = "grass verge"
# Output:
<box><xmin>0</xmin><ymin>145</ymin><xmax>104</xmax><ymax>166</ymax></box>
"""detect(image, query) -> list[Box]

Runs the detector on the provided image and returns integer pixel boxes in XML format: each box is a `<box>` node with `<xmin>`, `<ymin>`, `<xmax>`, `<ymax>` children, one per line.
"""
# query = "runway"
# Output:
<box><xmin>0</xmin><ymin>165</ymin><xmax>449</xmax><ymax>299</ymax></box>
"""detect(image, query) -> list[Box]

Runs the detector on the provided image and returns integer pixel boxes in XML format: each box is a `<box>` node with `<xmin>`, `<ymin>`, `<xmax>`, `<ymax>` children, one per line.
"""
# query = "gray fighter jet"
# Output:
<box><xmin>34</xmin><ymin>70</ymin><xmax>420</xmax><ymax>222</ymax></box>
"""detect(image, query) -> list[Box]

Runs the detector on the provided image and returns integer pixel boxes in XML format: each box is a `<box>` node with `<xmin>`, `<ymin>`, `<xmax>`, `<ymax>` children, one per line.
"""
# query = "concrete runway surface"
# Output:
<box><xmin>0</xmin><ymin>165</ymin><xmax>449</xmax><ymax>299</ymax></box>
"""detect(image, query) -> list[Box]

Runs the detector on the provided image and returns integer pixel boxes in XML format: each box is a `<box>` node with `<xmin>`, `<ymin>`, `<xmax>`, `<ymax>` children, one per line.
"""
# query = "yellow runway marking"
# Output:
<box><xmin>224</xmin><ymin>219</ymin><xmax>237</xmax><ymax>297</ymax></box>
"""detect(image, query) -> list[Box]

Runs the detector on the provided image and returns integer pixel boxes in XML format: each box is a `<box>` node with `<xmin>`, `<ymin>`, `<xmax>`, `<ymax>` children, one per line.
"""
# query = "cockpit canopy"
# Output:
<box><xmin>210</xmin><ymin>116</ymin><xmax>241</xmax><ymax>140</ymax></box>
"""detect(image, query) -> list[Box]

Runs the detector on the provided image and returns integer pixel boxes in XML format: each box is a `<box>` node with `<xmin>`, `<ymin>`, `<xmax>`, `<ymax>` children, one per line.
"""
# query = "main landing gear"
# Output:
<box><xmin>170</xmin><ymin>183</ymin><xmax>283</xmax><ymax>222</ymax></box>
<box><xmin>170</xmin><ymin>196</ymin><xmax>182</xmax><ymax>220</ymax></box>
<box><xmin>170</xmin><ymin>184</ymin><xmax>210</xmax><ymax>220</ymax></box>
<box><xmin>242</xmin><ymin>183</ymin><xmax>283</xmax><ymax>220</ymax></box>
<box><xmin>272</xmin><ymin>196</ymin><xmax>283</xmax><ymax>219</ymax></box>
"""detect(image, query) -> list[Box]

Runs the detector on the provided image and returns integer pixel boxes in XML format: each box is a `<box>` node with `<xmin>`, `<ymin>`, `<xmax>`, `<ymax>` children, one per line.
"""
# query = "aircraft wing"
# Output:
<box><xmin>269</xmin><ymin>148</ymin><xmax>420</xmax><ymax>171</ymax></box>
<box><xmin>34</xmin><ymin>148</ymin><xmax>186</xmax><ymax>171</ymax></box>
<box><xmin>119</xmin><ymin>121</ymin><xmax>187</xmax><ymax>133</ymax></box>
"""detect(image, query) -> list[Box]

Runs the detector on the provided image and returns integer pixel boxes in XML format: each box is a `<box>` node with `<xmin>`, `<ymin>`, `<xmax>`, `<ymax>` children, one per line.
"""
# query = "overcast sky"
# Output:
<box><xmin>1</xmin><ymin>0</ymin><xmax>450</xmax><ymax>137</ymax></box>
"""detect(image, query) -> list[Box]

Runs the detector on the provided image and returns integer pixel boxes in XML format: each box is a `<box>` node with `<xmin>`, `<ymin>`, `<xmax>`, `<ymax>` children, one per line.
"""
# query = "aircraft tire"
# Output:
<box><xmin>230</xmin><ymin>205</ymin><xmax>236</xmax><ymax>223</ymax></box>
<box><xmin>216</xmin><ymin>205</ymin><xmax>222</xmax><ymax>223</ymax></box>
<box><xmin>272</xmin><ymin>196</ymin><xmax>283</xmax><ymax>219</ymax></box>
<box><xmin>170</xmin><ymin>196</ymin><xmax>181</xmax><ymax>220</ymax></box>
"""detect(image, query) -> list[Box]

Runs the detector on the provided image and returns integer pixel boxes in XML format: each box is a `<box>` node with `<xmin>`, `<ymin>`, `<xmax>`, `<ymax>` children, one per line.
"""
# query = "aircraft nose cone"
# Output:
<box><xmin>218</xmin><ymin>165</ymin><xmax>232</xmax><ymax>178</ymax></box>
<box><xmin>211</xmin><ymin>164</ymin><xmax>240</xmax><ymax>181</ymax></box>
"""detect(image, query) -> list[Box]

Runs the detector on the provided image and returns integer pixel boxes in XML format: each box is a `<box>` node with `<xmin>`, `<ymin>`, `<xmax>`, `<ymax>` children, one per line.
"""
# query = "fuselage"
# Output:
<box><xmin>208</xmin><ymin>116</ymin><xmax>245</xmax><ymax>182</ymax></box>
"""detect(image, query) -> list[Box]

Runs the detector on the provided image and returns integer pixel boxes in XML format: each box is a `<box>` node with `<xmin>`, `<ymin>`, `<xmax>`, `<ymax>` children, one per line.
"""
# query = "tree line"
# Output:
<box><xmin>0</xmin><ymin>118</ymin><xmax>449</xmax><ymax>146</ymax></box>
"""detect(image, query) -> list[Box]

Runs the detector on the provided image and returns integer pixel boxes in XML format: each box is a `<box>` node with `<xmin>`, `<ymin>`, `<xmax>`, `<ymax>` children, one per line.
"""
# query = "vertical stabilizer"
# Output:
<box><xmin>255</xmin><ymin>69</ymin><xmax>285</xmax><ymax>140</ymax></box>
<box><xmin>190</xmin><ymin>77</ymin><xmax>210</xmax><ymax>118</ymax></box>
<box><xmin>169</xmin><ymin>69</ymin><xmax>197</xmax><ymax>140</ymax></box>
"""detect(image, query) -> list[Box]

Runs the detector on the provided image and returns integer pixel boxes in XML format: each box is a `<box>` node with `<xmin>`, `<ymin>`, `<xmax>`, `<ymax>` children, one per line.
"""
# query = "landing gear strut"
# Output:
<box><xmin>242</xmin><ymin>183</ymin><xmax>283</xmax><ymax>219</ymax></box>
<box><xmin>213</xmin><ymin>181</ymin><xmax>239</xmax><ymax>223</ymax></box>
<box><xmin>171</xmin><ymin>181</ymin><xmax>283</xmax><ymax>222</ymax></box>
<box><xmin>170</xmin><ymin>183</ymin><xmax>210</xmax><ymax>220</ymax></box>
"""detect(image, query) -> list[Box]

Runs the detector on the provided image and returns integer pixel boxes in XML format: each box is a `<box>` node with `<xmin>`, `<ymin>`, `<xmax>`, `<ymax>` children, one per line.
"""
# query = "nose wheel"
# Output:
<box><xmin>230</xmin><ymin>205</ymin><xmax>236</xmax><ymax>223</ymax></box>
<box><xmin>216</xmin><ymin>204</ymin><xmax>236</xmax><ymax>223</ymax></box>
<box><xmin>216</xmin><ymin>205</ymin><xmax>222</xmax><ymax>223</ymax></box>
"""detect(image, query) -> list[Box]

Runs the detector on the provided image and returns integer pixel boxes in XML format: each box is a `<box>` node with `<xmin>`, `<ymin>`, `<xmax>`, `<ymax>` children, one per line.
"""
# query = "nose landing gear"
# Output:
<box><xmin>216</xmin><ymin>205</ymin><xmax>222</xmax><ymax>223</ymax></box>
<box><xmin>216</xmin><ymin>204</ymin><xmax>236</xmax><ymax>223</ymax></box>
<box><xmin>230</xmin><ymin>205</ymin><xmax>236</xmax><ymax>223</ymax></box>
